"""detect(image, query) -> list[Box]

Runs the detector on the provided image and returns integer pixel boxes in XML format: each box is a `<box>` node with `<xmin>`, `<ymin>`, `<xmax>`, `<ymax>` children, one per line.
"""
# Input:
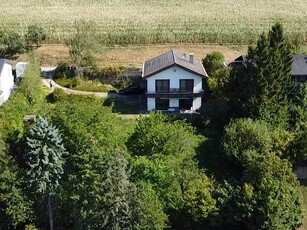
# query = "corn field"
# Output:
<box><xmin>1</xmin><ymin>0</ymin><xmax>307</xmax><ymax>45</ymax></box>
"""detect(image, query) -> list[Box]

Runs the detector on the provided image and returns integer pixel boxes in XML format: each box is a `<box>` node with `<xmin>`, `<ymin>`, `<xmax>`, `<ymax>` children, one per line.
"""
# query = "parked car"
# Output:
<box><xmin>118</xmin><ymin>87</ymin><xmax>144</xmax><ymax>95</ymax></box>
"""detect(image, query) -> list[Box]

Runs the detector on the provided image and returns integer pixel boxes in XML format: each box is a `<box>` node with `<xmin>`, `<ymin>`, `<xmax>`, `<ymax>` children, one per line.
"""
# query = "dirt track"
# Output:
<box><xmin>30</xmin><ymin>43</ymin><xmax>247</xmax><ymax>67</ymax></box>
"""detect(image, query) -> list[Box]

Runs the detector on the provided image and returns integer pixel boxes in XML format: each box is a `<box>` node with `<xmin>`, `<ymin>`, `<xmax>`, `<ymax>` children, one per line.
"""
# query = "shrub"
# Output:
<box><xmin>54</xmin><ymin>62</ymin><xmax>75</xmax><ymax>79</ymax></box>
<box><xmin>46</xmin><ymin>88</ymin><xmax>68</xmax><ymax>103</ymax></box>
<box><xmin>0</xmin><ymin>92</ymin><xmax>29</xmax><ymax>140</ymax></box>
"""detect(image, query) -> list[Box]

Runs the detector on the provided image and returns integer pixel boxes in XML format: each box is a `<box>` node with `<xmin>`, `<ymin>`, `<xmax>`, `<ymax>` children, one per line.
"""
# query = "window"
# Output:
<box><xmin>156</xmin><ymin>98</ymin><xmax>169</xmax><ymax>110</ymax></box>
<box><xmin>156</xmin><ymin>80</ymin><xmax>169</xmax><ymax>92</ymax></box>
<box><xmin>298</xmin><ymin>76</ymin><xmax>306</xmax><ymax>82</ymax></box>
<box><xmin>180</xmin><ymin>79</ymin><xmax>194</xmax><ymax>92</ymax></box>
<box><xmin>179</xmin><ymin>99</ymin><xmax>193</xmax><ymax>110</ymax></box>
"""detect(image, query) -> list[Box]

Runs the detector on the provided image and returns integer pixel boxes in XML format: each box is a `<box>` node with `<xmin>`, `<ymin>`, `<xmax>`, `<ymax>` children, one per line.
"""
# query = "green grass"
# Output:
<box><xmin>1</xmin><ymin>0</ymin><xmax>307</xmax><ymax>44</ymax></box>
<box><xmin>103</xmin><ymin>97</ymin><xmax>140</xmax><ymax>114</ymax></box>
<box><xmin>55</xmin><ymin>77</ymin><xmax>109</xmax><ymax>92</ymax></box>
<box><xmin>299</xmin><ymin>185</ymin><xmax>307</xmax><ymax>230</ymax></box>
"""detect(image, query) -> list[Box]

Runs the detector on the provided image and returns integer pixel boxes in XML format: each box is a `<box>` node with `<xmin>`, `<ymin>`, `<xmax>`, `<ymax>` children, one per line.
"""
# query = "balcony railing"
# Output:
<box><xmin>146</xmin><ymin>88</ymin><xmax>204</xmax><ymax>98</ymax></box>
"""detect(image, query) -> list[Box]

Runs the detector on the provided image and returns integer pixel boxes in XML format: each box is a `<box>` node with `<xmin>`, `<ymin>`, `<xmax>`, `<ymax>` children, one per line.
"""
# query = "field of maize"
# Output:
<box><xmin>1</xmin><ymin>0</ymin><xmax>307</xmax><ymax>45</ymax></box>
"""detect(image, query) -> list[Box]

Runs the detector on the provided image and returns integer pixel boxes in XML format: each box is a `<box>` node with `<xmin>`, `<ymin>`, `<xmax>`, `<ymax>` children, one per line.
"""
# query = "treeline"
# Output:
<box><xmin>0</xmin><ymin>25</ymin><xmax>46</xmax><ymax>57</ymax></box>
<box><xmin>0</xmin><ymin>22</ymin><xmax>306</xmax><ymax>230</ymax></box>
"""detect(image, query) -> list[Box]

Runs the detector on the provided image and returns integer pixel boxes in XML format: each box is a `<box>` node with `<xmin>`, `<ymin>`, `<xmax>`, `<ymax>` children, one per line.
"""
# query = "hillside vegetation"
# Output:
<box><xmin>1</xmin><ymin>0</ymin><xmax>307</xmax><ymax>44</ymax></box>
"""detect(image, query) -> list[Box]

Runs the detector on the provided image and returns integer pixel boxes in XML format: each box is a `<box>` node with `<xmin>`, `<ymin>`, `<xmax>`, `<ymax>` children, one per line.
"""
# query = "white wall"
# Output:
<box><xmin>193</xmin><ymin>97</ymin><xmax>202</xmax><ymax>110</ymax></box>
<box><xmin>170</xmin><ymin>98</ymin><xmax>179</xmax><ymax>107</ymax></box>
<box><xmin>146</xmin><ymin>66</ymin><xmax>202</xmax><ymax>93</ymax></box>
<box><xmin>16</xmin><ymin>62</ymin><xmax>28</xmax><ymax>79</ymax></box>
<box><xmin>147</xmin><ymin>98</ymin><xmax>155</xmax><ymax>111</ymax></box>
<box><xmin>146</xmin><ymin>66</ymin><xmax>203</xmax><ymax>111</ymax></box>
<box><xmin>0</xmin><ymin>63</ymin><xmax>14</xmax><ymax>105</ymax></box>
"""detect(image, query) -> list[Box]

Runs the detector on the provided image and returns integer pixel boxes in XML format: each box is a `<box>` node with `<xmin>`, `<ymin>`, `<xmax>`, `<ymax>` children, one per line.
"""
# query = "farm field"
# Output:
<box><xmin>32</xmin><ymin>43</ymin><xmax>247</xmax><ymax>67</ymax></box>
<box><xmin>1</xmin><ymin>0</ymin><xmax>307</xmax><ymax>44</ymax></box>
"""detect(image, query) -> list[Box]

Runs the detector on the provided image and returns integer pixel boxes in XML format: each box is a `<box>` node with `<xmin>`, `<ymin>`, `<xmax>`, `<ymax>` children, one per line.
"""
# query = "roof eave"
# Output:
<box><xmin>143</xmin><ymin>63</ymin><xmax>208</xmax><ymax>79</ymax></box>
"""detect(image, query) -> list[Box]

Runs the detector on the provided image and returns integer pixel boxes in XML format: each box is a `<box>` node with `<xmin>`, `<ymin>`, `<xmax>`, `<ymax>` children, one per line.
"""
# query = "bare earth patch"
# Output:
<box><xmin>32</xmin><ymin>43</ymin><xmax>247</xmax><ymax>67</ymax></box>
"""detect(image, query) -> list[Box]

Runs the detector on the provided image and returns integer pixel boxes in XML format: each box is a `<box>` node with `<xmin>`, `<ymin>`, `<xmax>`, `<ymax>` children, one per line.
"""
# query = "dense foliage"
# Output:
<box><xmin>0</xmin><ymin>22</ymin><xmax>306</xmax><ymax>229</ymax></box>
<box><xmin>25</xmin><ymin>25</ymin><xmax>47</xmax><ymax>48</ymax></box>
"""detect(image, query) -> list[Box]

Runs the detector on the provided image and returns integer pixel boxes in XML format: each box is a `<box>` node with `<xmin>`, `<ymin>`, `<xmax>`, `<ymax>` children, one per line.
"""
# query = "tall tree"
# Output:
<box><xmin>0</xmin><ymin>30</ymin><xmax>25</xmax><ymax>56</ymax></box>
<box><xmin>65</xmin><ymin>20</ymin><xmax>98</xmax><ymax>76</ymax></box>
<box><xmin>98</xmin><ymin>150</ymin><xmax>136</xmax><ymax>229</ymax></box>
<box><xmin>290</xmin><ymin>84</ymin><xmax>307</xmax><ymax>130</ymax></box>
<box><xmin>25</xmin><ymin>25</ymin><xmax>47</xmax><ymax>48</ymax></box>
<box><xmin>247</xmin><ymin>22</ymin><xmax>293</xmax><ymax>127</ymax></box>
<box><xmin>24</xmin><ymin>116</ymin><xmax>67</xmax><ymax>230</ymax></box>
<box><xmin>227</xmin><ymin>23</ymin><xmax>293</xmax><ymax>126</ymax></box>
<box><xmin>134</xmin><ymin>181</ymin><xmax>168</xmax><ymax>229</ymax></box>
<box><xmin>0</xmin><ymin>137</ymin><xmax>31</xmax><ymax>229</ymax></box>
<box><xmin>202</xmin><ymin>51</ymin><xmax>225</xmax><ymax>77</ymax></box>
<box><xmin>241</xmin><ymin>153</ymin><xmax>303</xmax><ymax>229</ymax></box>
<box><xmin>221</xmin><ymin>118</ymin><xmax>303</xmax><ymax>229</ymax></box>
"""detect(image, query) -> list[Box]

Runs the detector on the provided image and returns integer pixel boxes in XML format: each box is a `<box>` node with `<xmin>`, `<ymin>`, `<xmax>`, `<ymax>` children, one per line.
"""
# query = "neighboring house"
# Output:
<box><xmin>16</xmin><ymin>62</ymin><xmax>29</xmax><ymax>79</ymax></box>
<box><xmin>0</xmin><ymin>59</ymin><xmax>14</xmax><ymax>105</ymax></box>
<box><xmin>291</xmin><ymin>55</ymin><xmax>307</xmax><ymax>86</ymax></box>
<box><xmin>142</xmin><ymin>50</ymin><xmax>208</xmax><ymax>112</ymax></box>
<box><xmin>230</xmin><ymin>54</ymin><xmax>307</xmax><ymax>85</ymax></box>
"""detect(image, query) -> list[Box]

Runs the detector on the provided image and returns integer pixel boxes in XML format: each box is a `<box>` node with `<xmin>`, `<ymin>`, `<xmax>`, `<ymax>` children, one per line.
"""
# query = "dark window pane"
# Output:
<box><xmin>156</xmin><ymin>98</ymin><xmax>169</xmax><ymax>110</ymax></box>
<box><xmin>156</xmin><ymin>80</ymin><xmax>169</xmax><ymax>92</ymax></box>
<box><xmin>179</xmin><ymin>98</ymin><xmax>193</xmax><ymax>110</ymax></box>
<box><xmin>180</xmin><ymin>79</ymin><xmax>194</xmax><ymax>92</ymax></box>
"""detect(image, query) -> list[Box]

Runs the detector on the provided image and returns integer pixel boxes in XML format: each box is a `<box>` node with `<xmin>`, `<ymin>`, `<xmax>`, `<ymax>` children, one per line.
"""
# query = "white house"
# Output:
<box><xmin>0</xmin><ymin>59</ymin><xmax>14</xmax><ymax>105</ymax></box>
<box><xmin>16</xmin><ymin>62</ymin><xmax>29</xmax><ymax>79</ymax></box>
<box><xmin>142</xmin><ymin>50</ymin><xmax>208</xmax><ymax>112</ymax></box>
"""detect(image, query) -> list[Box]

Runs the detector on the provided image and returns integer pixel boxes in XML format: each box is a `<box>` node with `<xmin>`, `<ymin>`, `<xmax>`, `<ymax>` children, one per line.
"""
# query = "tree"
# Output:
<box><xmin>240</xmin><ymin>154</ymin><xmax>303</xmax><ymax>229</ymax></box>
<box><xmin>223</xmin><ymin>118</ymin><xmax>273</xmax><ymax>164</ymax></box>
<box><xmin>227</xmin><ymin>23</ymin><xmax>293</xmax><ymax>127</ymax></box>
<box><xmin>202</xmin><ymin>51</ymin><xmax>225</xmax><ymax>77</ymax></box>
<box><xmin>97</xmin><ymin>150</ymin><xmax>136</xmax><ymax>229</ymax></box>
<box><xmin>223</xmin><ymin>118</ymin><xmax>294</xmax><ymax>164</ymax></box>
<box><xmin>24</xmin><ymin>116</ymin><xmax>67</xmax><ymax>230</ymax></box>
<box><xmin>128</xmin><ymin>113</ymin><xmax>198</xmax><ymax>157</ymax></box>
<box><xmin>0</xmin><ymin>137</ymin><xmax>31</xmax><ymax>229</ymax></box>
<box><xmin>289</xmin><ymin>124</ymin><xmax>307</xmax><ymax>163</ymax></box>
<box><xmin>221</xmin><ymin>117</ymin><xmax>303</xmax><ymax>229</ymax></box>
<box><xmin>25</xmin><ymin>25</ymin><xmax>47</xmax><ymax>48</ymax></box>
<box><xmin>18</xmin><ymin>55</ymin><xmax>45</xmax><ymax>108</ymax></box>
<box><xmin>134</xmin><ymin>181</ymin><xmax>168</xmax><ymax>229</ymax></box>
<box><xmin>46</xmin><ymin>97</ymin><xmax>135</xmax><ymax>228</ymax></box>
<box><xmin>247</xmin><ymin>23</ymin><xmax>293</xmax><ymax>127</ymax></box>
<box><xmin>290</xmin><ymin>84</ymin><xmax>307</xmax><ymax>130</ymax></box>
<box><xmin>129</xmin><ymin>114</ymin><xmax>217</xmax><ymax>228</ymax></box>
<box><xmin>0</xmin><ymin>30</ymin><xmax>25</xmax><ymax>56</ymax></box>
<box><xmin>65</xmin><ymin>20</ymin><xmax>98</xmax><ymax>76</ymax></box>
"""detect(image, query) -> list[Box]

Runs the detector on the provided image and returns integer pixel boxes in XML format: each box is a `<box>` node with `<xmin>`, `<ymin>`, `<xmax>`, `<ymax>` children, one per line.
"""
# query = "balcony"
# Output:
<box><xmin>146</xmin><ymin>88</ymin><xmax>204</xmax><ymax>98</ymax></box>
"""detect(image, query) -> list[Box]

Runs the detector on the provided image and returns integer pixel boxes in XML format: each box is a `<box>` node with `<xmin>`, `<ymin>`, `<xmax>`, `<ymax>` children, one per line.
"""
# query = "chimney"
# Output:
<box><xmin>189</xmin><ymin>53</ymin><xmax>194</xmax><ymax>63</ymax></box>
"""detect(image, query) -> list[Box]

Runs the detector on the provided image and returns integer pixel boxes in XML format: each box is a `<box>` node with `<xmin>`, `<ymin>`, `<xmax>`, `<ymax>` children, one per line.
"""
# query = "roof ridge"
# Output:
<box><xmin>171</xmin><ymin>49</ymin><xmax>176</xmax><ymax>64</ymax></box>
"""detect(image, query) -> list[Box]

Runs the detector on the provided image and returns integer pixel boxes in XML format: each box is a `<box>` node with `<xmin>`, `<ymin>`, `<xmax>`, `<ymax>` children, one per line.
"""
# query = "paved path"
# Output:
<box><xmin>41</xmin><ymin>78</ymin><xmax>112</xmax><ymax>98</ymax></box>
<box><xmin>41</xmin><ymin>67</ymin><xmax>116</xmax><ymax>98</ymax></box>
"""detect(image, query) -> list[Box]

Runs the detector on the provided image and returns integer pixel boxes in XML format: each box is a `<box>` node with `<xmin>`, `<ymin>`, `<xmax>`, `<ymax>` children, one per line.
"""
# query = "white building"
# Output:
<box><xmin>142</xmin><ymin>50</ymin><xmax>208</xmax><ymax>112</ymax></box>
<box><xmin>0</xmin><ymin>59</ymin><xmax>14</xmax><ymax>105</ymax></box>
<box><xmin>16</xmin><ymin>62</ymin><xmax>29</xmax><ymax>79</ymax></box>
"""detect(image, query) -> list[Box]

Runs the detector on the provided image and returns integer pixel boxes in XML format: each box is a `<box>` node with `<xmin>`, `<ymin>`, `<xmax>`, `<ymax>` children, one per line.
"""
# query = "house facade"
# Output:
<box><xmin>142</xmin><ymin>50</ymin><xmax>208</xmax><ymax>112</ymax></box>
<box><xmin>0</xmin><ymin>59</ymin><xmax>14</xmax><ymax>105</ymax></box>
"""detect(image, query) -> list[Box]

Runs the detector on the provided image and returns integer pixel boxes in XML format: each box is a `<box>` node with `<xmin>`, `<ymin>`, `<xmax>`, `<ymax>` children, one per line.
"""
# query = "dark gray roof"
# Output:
<box><xmin>143</xmin><ymin>50</ymin><xmax>208</xmax><ymax>78</ymax></box>
<box><xmin>292</xmin><ymin>55</ymin><xmax>307</xmax><ymax>76</ymax></box>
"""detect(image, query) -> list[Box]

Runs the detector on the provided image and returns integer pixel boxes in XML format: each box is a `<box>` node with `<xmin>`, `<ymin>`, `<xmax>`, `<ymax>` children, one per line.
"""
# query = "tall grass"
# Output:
<box><xmin>0</xmin><ymin>0</ymin><xmax>307</xmax><ymax>44</ymax></box>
